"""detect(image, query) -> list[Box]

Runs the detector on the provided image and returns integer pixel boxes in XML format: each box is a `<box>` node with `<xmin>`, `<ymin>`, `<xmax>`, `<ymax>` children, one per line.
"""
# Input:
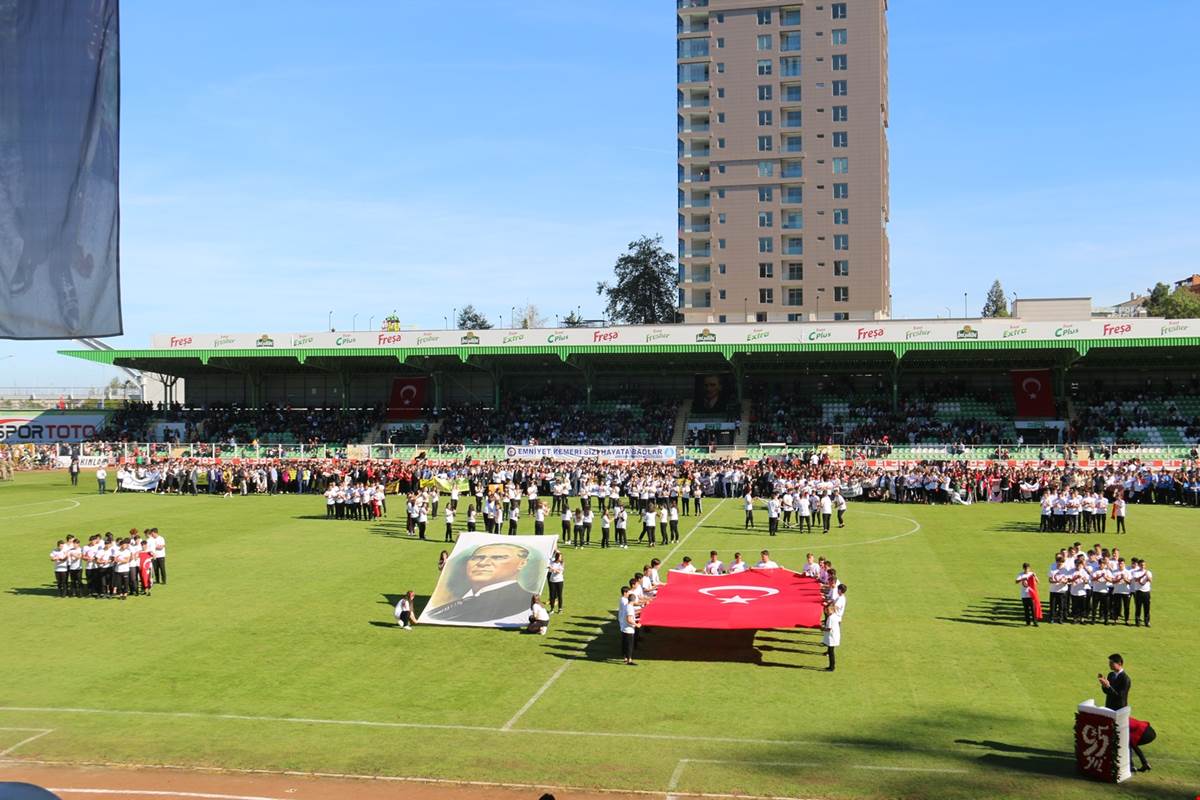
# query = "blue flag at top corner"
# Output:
<box><xmin>0</xmin><ymin>0</ymin><xmax>121</xmax><ymax>339</ymax></box>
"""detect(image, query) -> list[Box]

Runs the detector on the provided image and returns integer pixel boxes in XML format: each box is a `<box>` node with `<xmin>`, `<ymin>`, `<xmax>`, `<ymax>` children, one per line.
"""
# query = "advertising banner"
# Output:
<box><xmin>150</xmin><ymin>318</ymin><xmax>1198</xmax><ymax>352</ymax></box>
<box><xmin>54</xmin><ymin>455</ymin><xmax>109</xmax><ymax>469</ymax></box>
<box><xmin>0</xmin><ymin>413</ymin><xmax>107</xmax><ymax>442</ymax></box>
<box><xmin>419</xmin><ymin>532</ymin><xmax>558</xmax><ymax>628</ymax></box>
<box><xmin>504</xmin><ymin>445</ymin><xmax>677</xmax><ymax>461</ymax></box>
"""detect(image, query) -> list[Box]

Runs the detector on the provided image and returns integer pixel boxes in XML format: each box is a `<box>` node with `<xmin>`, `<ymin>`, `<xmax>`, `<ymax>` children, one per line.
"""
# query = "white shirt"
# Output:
<box><xmin>728</xmin><ymin>559</ymin><xmax>748</xmax><ymax>573</ymax></box>
<box><xmin>704</xmin><ymin>560</ymin><xmax>725</xmax><ymax>575</ymax></box>
<box><xmin>51</xmin><ymin>548</ymin><xmax>68</xmax><ymax>572</ymax></box>
<box><xmin>1016</xmin><ymin>571</ymin><xmax>1034</xmax><ymax>598</ymax></box>
<box><xmin>755</xmin><ymin>559</ymin><xmax>779</xmax><ymax>569</ymax></box>
<box><xmin>676</xmin><ymin>562</ymin><xmax>697</xmax><ymax>573</ymax></box>
<box><xmin>619</xmin><ymin>599</ymin><xmax>637</xmax><ymax>634</ymax></box>
<box><xmin>548</xmin><ymin>561</ymin><xmax>564</xmax><ymax>583</ymax></box>
<box><xmin>531</xmin><ymin>602</ymin><xmax>550</xmax><ymax>622</ymax></box>
<box><xmin>1137</xmin><ymin>569</ymin><xmax>1152</xmax><ymax>592</ymax></box>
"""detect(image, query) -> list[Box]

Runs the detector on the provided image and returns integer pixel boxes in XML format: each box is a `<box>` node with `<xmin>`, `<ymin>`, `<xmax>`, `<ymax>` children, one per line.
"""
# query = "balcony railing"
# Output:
<box><xmin>679</xmin><ymin>123</ymin><xmax>710</xmax><ymax>133</ymax></box>
<box><xmin>682</xmin><ymin>149</ymin><xmax>711</xmax><ymax>159</ymax></box>
<box><xmin>677</xmin><ymin>0</ymin><xmax>709</xmax><ymax>9</ymax></box>
<box><xmin>678</xmin><ymin>97</ymin><xmax>710</xmax><ymax>109</ymax></box>
<box><xmin>682</xmin><ymin>224</ymin><xmax>711</xmax><ymax>233</ymax></box>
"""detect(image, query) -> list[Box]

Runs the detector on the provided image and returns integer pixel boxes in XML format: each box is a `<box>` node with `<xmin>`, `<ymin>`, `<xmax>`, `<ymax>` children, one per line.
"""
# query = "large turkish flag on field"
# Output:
<box><xmin>387</xmin><ymin>377</ymin><xmax>428</xmax><ymax>420</ymax></box>
<box><xmin>640</xmin><ymin>569</ymin><xmax>825</xmax><ymax>630</ymax></box>
<box><xmin>1010</xmin><ymin>369</ymin><xmax>1056</xmax><ymax>418</ymax></box>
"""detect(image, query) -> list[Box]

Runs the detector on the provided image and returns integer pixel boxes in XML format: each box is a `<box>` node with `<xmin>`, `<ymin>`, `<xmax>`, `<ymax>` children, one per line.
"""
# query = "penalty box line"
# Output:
<box><xmin>665</xmin><ymin>758</ymin><xmax>968</xmax><ymax>800</ymax></box>
<box><xmin>0</xmin><ymin>727</ymin><xmax>55</xmax><ymax>757</ymax></box>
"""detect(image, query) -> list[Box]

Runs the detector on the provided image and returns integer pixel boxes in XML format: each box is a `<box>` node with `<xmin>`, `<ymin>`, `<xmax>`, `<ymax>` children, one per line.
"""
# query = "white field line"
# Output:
<box><xmin>49</xmin><ymin>791</ymin><xmax>282</xmax><ymax>800</ymax></box>
<box><xmin>8</xmin><ymin>757</ymin><xmax>827</xmax><ymax>800</ymax></box>
<box><xmin>764</xmin><ymin>510</ymin><xmax>922</xmax><ymax>551</ymax></box>
<box><xmin>0</xmin><ymin>727</ymin><xmax>54</xmax><ymax>756</ymax></box>
<box><xmin>501</xmin><ymin>659</ymin><xmax>573</xmax><ymax>731</ymax></box>
<box><xmin>0</xmin><ymin>498</ymin><xmax>81</xmax><ymax>519</ymax></box>
<box><xmin>663</xmin><ymin>501</ymin><xmax>723</xmax><ymax>565</ymax></box>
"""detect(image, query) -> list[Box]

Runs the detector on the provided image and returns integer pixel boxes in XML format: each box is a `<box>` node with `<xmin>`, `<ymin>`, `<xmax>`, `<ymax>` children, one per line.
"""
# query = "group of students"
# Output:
<box><xmin>323</xmin><ymin>482</ymin><xmax>388</xmax><ymax>520</ymax></box>
<box><xmin>49</xmin><ymin>528</ymin><xmax>167</xmax><ymax>599</ymax></box>
<box><xmin>741</xmin><ymin>489</ymin><xmax>846</xmax><ymax>534</ymax></box>
<box><xmin>615</xmin><ymin>550</ymin><xmax>848</xmax><ymax>670</ymax></box>
<box><xmin>1037</xmin><ymin>489</ymin><xmax>1127</xmax><ymax>534</ymax></box>
<box><xmin>1014</xmin><ymin>543</ymin><xmax>1153</xmax><ymax>627</ymax></box>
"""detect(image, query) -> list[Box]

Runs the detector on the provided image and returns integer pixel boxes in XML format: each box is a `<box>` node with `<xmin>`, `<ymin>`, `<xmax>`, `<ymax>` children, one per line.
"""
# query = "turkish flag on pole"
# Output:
<box><xmin>639</xmin><ymin>569</ymin><xmax>826</xmax><ymax>630</ymax></box>
<box><xmin>387</xmin><ymin>377</ymin><xmax>428</xmax><ymax>420</ymax></box>
<box><xmin>1010</xmin><ymin>369</ymin><xmax>1056</xmax><ymax>418</ymax></box>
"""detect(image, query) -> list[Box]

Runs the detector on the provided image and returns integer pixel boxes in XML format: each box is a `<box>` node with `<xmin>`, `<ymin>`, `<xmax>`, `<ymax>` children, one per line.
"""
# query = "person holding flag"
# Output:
<box><xmin>1015</xmin><ymin>562</ymin><xmax>1042</xmax><ymax>627</ymax></box>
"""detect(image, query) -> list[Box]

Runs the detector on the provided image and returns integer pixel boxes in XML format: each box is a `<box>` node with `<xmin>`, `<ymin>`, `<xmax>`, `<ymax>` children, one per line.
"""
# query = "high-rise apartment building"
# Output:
<box><xmin>676</xmin><ymin>0</ymin><xmax>890</xmax><ymax>323</ymax></box>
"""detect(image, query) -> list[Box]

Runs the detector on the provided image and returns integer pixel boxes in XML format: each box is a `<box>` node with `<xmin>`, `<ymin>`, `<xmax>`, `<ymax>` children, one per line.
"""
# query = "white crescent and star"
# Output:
<box><xmin>1021</xmin><ymin>377</ymin><xmax>1042</xmax><ymax>398</ymax></box>
<box><xmin>399</xmin><ymin>385</ymin><xmax>418</xmax><ymax>405</ymax></box>
<box><xmin>698</xmin><ymin>585</ymin><xmax>780</xmax><ymax>604</ymax></box>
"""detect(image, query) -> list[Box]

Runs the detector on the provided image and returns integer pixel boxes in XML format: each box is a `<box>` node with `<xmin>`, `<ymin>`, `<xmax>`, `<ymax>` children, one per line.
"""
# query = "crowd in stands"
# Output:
<box><xmin>434</xmin><ymin>395</ymin><xmax>676</xmax><ymax>446</ymax></box>
<box><xmin>93</xmin><ymin>402</ymin><xmax>384</xmax><ymax>445</ymax></box>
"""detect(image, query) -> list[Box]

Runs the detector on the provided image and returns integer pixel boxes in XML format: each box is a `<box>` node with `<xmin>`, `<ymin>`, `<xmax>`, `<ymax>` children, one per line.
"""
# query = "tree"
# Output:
<box><xmin>561</xmin><ymin>310</ymin><xmax>586</xmax><ymax>328</ymax></box>
<box><xmin>514</xmin><ymin>303</ymin><xmax>546</xmax><ymax>329</ymax></box>
<box><xmin>596</xmin><ymin>234</ymin><xmax>678</xmax><ymax>325</ymax></box>
<box><xmin>981</xmin><ymin>279</ymin><xmax>1010</xmax><ymax>318</ymax></box>
<box><xmin>1145</xmin><ymin>282</ymin><xmax>1200</xmax><ymax>318</ymax></box>
<box><xmin>456</xmin><ymin>305</ymin><xmax>493</xmax><ymax>330</ymax></box>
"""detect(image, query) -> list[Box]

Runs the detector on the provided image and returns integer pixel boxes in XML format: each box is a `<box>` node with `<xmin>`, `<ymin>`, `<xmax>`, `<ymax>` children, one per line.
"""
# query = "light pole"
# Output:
<box><xmin>368</xmin><ymin>316</ymin><xmax>374</xmax><ymax>331</ymax></box>
<box><xmin>1010</xmin><ymin>291</ymin><xmax>1017</xmax><ymax>316</ymax></box>
<box><xmin>816</xmin><ymin>287</ymin><xmax>825</xmax><ymax>320</ymax></box>
<box><xmin>443</xmin><ymin>316</ymin><xmax>448</xmax><ymax>330</ymax></box>
<box><xmin>451</xmin><ymin>307</ymin><xmax>457</xmax><ymax>329</ymax></box>
<box><xmin>510</xmin><ymin>306</ymin><xmax>516</xmax><ymax>329</ymax></box>
<box><xmin>351</xmin><ymin>313</ymin><xmax>359</xmax><ymax>330</ymax></box>
<box><xmin>944</xmin><ymin>306</ymin><xmax>952</xmax><ymax>319</ymax></box>
<box><xmin>963</xmin><ymin>292</ymin><xmax>968</xmax><ymax>318</ymax></box>
<box><xmin>743</xmin><ymin>297</ymin><xmax>748</xmax><ymax>322</ymax></box>
<box><xmin>327</xmin><ymin>310</ymin><xmax>333</xmax><ymax>331</ymax></box>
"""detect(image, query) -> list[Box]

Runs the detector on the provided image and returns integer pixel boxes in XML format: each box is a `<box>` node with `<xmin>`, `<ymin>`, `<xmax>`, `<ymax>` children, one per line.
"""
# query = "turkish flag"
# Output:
<box><xmin>639</xmin><ymin>569</ymin><xmax>826</xmax><ymax>630</ymax></box>
<box><xmin>1010</xmin><ymin>369</ymin><xmax>1056</xmax><ymax>418</ymax></box>
<box><xmin>387</xmin><ymin>377</ymin><xmax>428</xmax><ymax>420</ymax></box>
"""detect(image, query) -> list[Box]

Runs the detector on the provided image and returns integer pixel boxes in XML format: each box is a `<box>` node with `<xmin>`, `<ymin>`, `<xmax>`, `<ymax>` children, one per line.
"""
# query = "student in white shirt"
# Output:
<box><xmin>1133</xmin><ymin>558</ymin><xmax>1152</xmax><ymax>627</ymax></box>
<box><xmin>703</xmin><ymin>550</ymin><xmax>725</xmax><ymax>575</ymax></box>
<box><xmin>755</xmin><ymin>549</ymin><xmax>779</xmax><ymax>569</ymax></box>
<box><xmin>508</xmin><ymin>503</ymin><xmax>520</xmax><ymax>535</ymax></box>
<box><xmin>615</xmin><ymin>505</ymin><xmax>628</xmax><ymax>549</ymax></box>
<box><xmin>796</xmin><ymin>493</ymin><xmax>812</xmax><ymax>533</ymax></box>
<box><xmin>1114</xmin><ymin>495</ymin><xmax>1128</xmax><ymax>534</ymax></box>
<box><xmin>444</xmin><ymin>505</ymin><xmax>455</xmax><ymax>543</ymax></box>
<box><xmin>547</xmin><ymin>552</ymin><xmax>565</xmax><ymax>613</ymax></box>
<box><xmin>619</xmin><ymin>587</ymin><xmax>638</xmax><ymax>665</ymax></box>
<box><xmin>668</xmin><ymin>504</ymin><xmax>679</xmax><ymax>543</ymax></box>
<box><xmin>823</xmin><ymin>584</ymin><xmax>847</xmax><ymax>671</ymax></box>
<box><xmin>394</xmin><ymin>590</ymin><xmax>417</xmax><ymax>629</ymax></box>
<box><xmin>820</xmin><ymin>493</ymin><xmax>834</xmax><ymax>533</ymax></box>
<box><xmin>1110</xmin><ymin>557</ymin><xmax>1132</xmax><ymax>625</ymax></box>
<box><xmin>50</xmin><ymin>540</ymin><xmax>69</xmax><ymax>597</ymax></box>
<box><xmin>1048</xmin><ymin>555</ymin><xmax>1069</xmax><ymax>624</ymax></box>
<box><xmin>676</xmin><ymin>556</ymin><xmax>697</xmax><ymax>573</ymax></box>
<box><xmin>528</xmin><ymin>594</ymin><xmax>550</xmax><ymax>635</ymax></box>
<box><xmin>834</xmin><ymin>491</ymin><xmax>848</xmax><ymax>528</ymax></box>
<box><xmin>467</xmin><ymin>505</ymin><xmax>477</xmax><ymax>532</ymax></box>
<box><xmin>743</xmin><ymin>491</ymin><xmax>755</xmax><ymax>529</ymax></box>
<box><xmin>1014</xmin><ymin>563</ymin><xmax>1038</xmax><ymax>627</ymax></box>
<box><xmin>728</xmin><ymin>552</ymin><xmax>748</xmax><ymax>573</ymax></box>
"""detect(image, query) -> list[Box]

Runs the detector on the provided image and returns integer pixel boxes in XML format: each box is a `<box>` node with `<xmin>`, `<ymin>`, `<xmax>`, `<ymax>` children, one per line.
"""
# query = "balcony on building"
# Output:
<box><xmin>678</xmin><ymin>89</ymin><xmax>711</xmax><ymax>109</ymax></box>
<box><xmin>677</xmin><ymin>38</ymin><xmax>710</xmax><ymax>59</ymax></box>
<box><xmin>781</xmin><ymin>161</ymin><xmax>804</xmax><ymax>178</ymax></box>
<box><xmin>678</xmin><ymin>114</ymin><xmax>710</xmax><ymax>133</ymax></box>
<box><xmin>677</xmin><ymin>0</ymin><xmax>709</xmax><ymax>8</ymax></box>
<box><xmin>676</xmin><ymin>17</ymin><xmax>710</xmax><ymax>35</ymax></box>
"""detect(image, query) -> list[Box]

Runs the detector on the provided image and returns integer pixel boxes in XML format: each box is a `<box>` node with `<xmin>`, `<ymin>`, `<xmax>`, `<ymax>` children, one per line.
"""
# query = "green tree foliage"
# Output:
<box><xmin>981</xmin><ymin>279</ymin><xmax>1010</xmax><ymax>318</ymax></box>
<box><xmin>1144</xmin><ymin>282</ymin><xmax>1200</xmax><ymax>318</ymax></box>
<box><xmin>561</xmin><ymin>310</ymin><xmax>586</xmax><ymax>327</ymax></box>
<box><xmin>596</xmin><ymin>235</ymin><xmax>679</xmax><ymax>325</ymax></box>
<box><xmin>456</xmin><ymin>305</ymin><xmax>493</xmax><ymax>330</ymax></box>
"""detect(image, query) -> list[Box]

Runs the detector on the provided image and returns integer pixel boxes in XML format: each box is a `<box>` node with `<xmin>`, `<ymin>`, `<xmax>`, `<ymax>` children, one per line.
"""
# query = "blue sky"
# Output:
<box><xmin>7</xmin><ymin>0</ymin><xmax>1200</xmax><ymax>385</ymax></box>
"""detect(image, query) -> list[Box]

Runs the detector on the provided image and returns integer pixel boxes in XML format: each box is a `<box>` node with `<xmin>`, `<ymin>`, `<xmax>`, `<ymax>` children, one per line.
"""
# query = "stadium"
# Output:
<box><xmin>4</xmin><ymin>2</ymin><xmax>1200</xmax><ymax>799</ymax></box>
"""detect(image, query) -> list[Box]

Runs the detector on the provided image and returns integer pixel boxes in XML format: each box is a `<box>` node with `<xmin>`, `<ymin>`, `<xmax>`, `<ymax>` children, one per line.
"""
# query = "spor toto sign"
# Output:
<box><xmin>0</xmin><ymin>414</ymin><xmax>107</xmax><ymax>442</ymax></box>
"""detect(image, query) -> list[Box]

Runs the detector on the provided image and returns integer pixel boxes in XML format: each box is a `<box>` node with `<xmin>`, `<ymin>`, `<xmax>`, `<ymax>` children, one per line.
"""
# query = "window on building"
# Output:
<box><xmin>832</xmin><ymin>131</ymin><xmax>848</xmax><ymax>147</ymax></box>
<box><xmin>719</xmin><ymin>289</ymin><xmax>727</xmax><ymax>299</ymax></box>
<box><xmin>758</xmin><ymin>135</ymin><xmax>773</xmax><ymax>151</ymax></box>
<box><xmin>758</xmin><ymin>186</ymin><xmax>773</xmax><ymax>201</ymax></box>
<box><xmin>832</xmin><ymin>54</ymin><xmax>847</xmax><ymax>71</ymax></box>
<box><xmin>782</xmin><ymin>160</ymin><xmax>803</xmax><ymax>177</ymax></box>
<box><xmin>834</xmin><ymin>286</ymin><xmax>849</xmax><ymax>302</ymax></box>
<box><xmin>758</xmin><ymin>237</ymin><xmax>774</xmax><ymax>253</ymax></box>
<box><xmin>756</xmin><ymin>8</ymin><xmax>772</xmax><ymax>24</ymax></box>
<box><xmin>834</xmin><ymin>208</ymin><xmax>850</xmax><ymax>225</ymax></box>
<box><xmin>718</xmin><ymin>238</ymin><xmax>726</xmax><ymax>249</ymax></box>
<box><xmin>757</xmin><ymin>34</ymin><xmax>772</xmax><ymax>50</ymax></box>
<box><xmin>717</xmin><ymin>137</ymin><xmax>726</xmax><ymax>149</ymax></box>
<box><xmin>831</xmin><ymin>3</ymin><xmax>847</xmax><ymax>20</ymax></box>
<box><xmin>832</xmin><ymin>28</ymin><xmax>847</xmax><ymax>45</ymax></box>
<box><xmin>833</xmin><ymin>182</ymin><xmax>848</xmax><ymax>199</ymax></box>
<box><xmin>757</xmin><ymin>59</ymin><xmax>772</xmax><ymax>76</ymax></box>
<box><xmin>787</xmin><ymin>262</ymin><xmax>804</xmax><ymax>281</ymax></box>
<box><xmin>717</xmin><ymin>87</ymin><xmax>725</xmax><ymax>97</ymax></box>
<box><xmin>718</xmin><ymin>263</ymin><xmax>726</xmax><ymax>274</ymax></box>
<box><xmin>833</xmin><ymin>234</ymin><xmax>849</xmax><ymax>251</ymax></box>
<box><xmin>832</xmin><ymin>105</ymin><xmax>848</xmax><ymax>122</ymax></box>
<box><xmin>785</xmin><ymin>236</ymin><xmax>804</xmax><ymax>254</ymax></box>
<box><xmin>784</xmin><ymin>186</ymin><xmax>804</xmax><ymax>204</ymax></box>
<box><xmin>785</xmin><ymin>135</ymin><xmax>803</xmax><ymax>152</ymax></box>
<box><xmin>833</xmin><ymin>312</ymin><xmax>850</xmax><ymax>321</ymax></box>
<box><xmin>758</xmin><ymin>84</ymin><xmax>773</xmax><ymax>101</ymax></box>
<box><xmin>758</xmin><ymin>109</ymin><xmax>773</xmax><ymax>125</ymax></box>
<box><xmin>832</xmin><ymin>157</ymin><xmax>849</xmax><ymax>174</ymax></box>
<box><xmin>759</xmin><ymin>288</ymin><xmax>774</xmax><ymax>304</ymax></box>
<box><xmin>756</xmin><ymin>312</ymin><xmax>768</xmax><ymax>322</ymax></box>
<box><xmin>783</xmin><ymin>109</ymin><xmax>802</xmax><ymax>128</ymax></box>
<box><xmin>832</xmin><ymin>79</ymin><xmax>848</xmax><ymax>96</ymax></box>
<box><xmin>781</xmin><ymin>56</ymin><xmax>802</xmax><ymax>76</ymax></box>
<box><xmin>786</xmin><ymin>288</ymin><xmax>803</xmax><ymax>306</ymax></box>
<box><xmin>781</xmin><ymin>31</ymin><xmax>802</xmax><ymax>51</ymax></box>
<box><xmin>718</xmin><ymin>314</ymin><xmax>727</xmax><ymax>323</ymax></box>
<box><xmin>715</xmin><ymin>12</ymin><xmax>724</xmax><ymax>22</ymax></box>
<box><xmin>758</xmin><ymin>211</ymin><xmax>774</xmax><ymax>227</ymax></box>
<box><xmin>759</xmin><ymin>262</ymin><xmax>774</xmax><ymax>278</ymax></box>
<box><xmin>717</xmin><ymin>111</ymin><xmax>726</xmax><ymax>123</ymax></box>
<box><xmin>718</xmin><ymin>212</ymin><xmax>726</xmax><ymax>223</ymax></box>
<box><xmin>717</xmin><ymin>36</ymin><xmax>725</xmax><ymax>48</ymax></box>
<box><xmin>783</xmin><ymin>211</ymin><xmax>803</xmax><ymax>229</ymax></box>
<box><xmin>834</xmin><ymin>259</ymin><xmax>849</xmax><ymax>276</ymax></box>
<box><xmin>717</xmin><ymin>188</ymin><xmax>726</xmax><ymax>197</ymax></box>
<box><xmin>782</xmin><ymin>8</ymin><xmax>802</xmax><ymax>25</ymax></box>
<box><xmin>717</xmin><ymin>164</ymin><xmax>726</xmax><ymax>173</ymax></box>
<box><xmin>716</xmin><ymin>62</ymin><xmax>725</xmax><ymax>74</ymax></box>
<box><xmin>757</xmin><ymin>160</ymin><xmax>774</xmax><ymax>177</ymax></box>
<box><xmin>784</xmin><ymin>84</ymin><xmax>802</xmax><ymax>101</ymax></box>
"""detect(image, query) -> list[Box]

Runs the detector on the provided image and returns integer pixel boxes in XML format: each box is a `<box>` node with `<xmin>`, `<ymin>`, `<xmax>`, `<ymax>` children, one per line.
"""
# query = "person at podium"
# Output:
<box><xmin>1098</xmin><ymin>653</ymin><xmax>1130</xmax><ymax>710</ymax></box>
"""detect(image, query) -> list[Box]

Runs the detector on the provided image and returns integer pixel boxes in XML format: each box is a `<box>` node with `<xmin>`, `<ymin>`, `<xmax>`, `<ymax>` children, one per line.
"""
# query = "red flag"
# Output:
<box><xmin>639</xmin><ymin>569</ymin><xmax>825</xmax><ymax>630</ymax></box>
<box><xmin>1027</xmin><ymin>573</ymin><xmax>1043</xmax><ymax>621</ymax></box>
<box><xmin>387</xmin><ymin>377</ymin><xmax>428</xmax><ymax>420</ymax></box>
<box><xmin>1010</xmin><ymin>369</ymin><xmax>1056</xmax><ymax>417</ymax></box>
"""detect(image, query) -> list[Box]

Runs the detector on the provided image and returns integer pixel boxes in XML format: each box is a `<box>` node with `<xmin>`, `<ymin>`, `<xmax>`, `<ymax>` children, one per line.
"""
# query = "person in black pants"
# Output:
<box><xmin>1098</xmin><ymin>653</ymin><xmax>1130</xmax><ymax>710</ymax></box>
<box><xmin>547</xmin><ymin>553</ymin><xmax>564</xmax><ymax>613</ymax></box>
<box><xmin>1133</xmin><ymin>559</ymin><xmax>1152</xmax><ymax>627</ymax></box>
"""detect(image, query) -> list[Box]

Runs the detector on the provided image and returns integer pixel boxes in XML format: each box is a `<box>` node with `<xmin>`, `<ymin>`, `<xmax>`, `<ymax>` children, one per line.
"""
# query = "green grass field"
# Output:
<box><xmin>1</xmin><ymin>472</ymin><xmax>1197</xmax><ymax>800</ymax></box>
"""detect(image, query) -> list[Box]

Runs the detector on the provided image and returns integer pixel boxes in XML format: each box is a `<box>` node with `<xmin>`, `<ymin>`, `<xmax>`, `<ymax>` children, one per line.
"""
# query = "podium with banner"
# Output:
<box><xmin>1074</xmin><ymin>700</ymin><xmax>1132</xmax><ymax>783</ymax></box>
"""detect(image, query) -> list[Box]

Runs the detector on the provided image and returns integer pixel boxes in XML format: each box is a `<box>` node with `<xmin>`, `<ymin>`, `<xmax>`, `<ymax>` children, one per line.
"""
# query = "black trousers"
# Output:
<box><xmin>1116</xmin><ymin>517</ymin><xmax>1126</xmax><ymax>533</ymax></box>
<box><xmin>1112</xmin><ymin>593</ymin><xmax>1130</xmax><ymax>622</ymax></box>
<box><xmin>1090</xmin><ymin>591</ymin><xmax>1110</xmax><ymax>622</ymax></box>
<box><xmin>745</xmin><ymin>511</ymin><xmax>754</xmax><ymax>528</ymax></box>
<box><xmin>601</xmin><ymin>527</ymin><xmax>610</xmax><ymax>548</ymax></box>
<box><xmin>616</xmin><ymin>528</ymin><xmax>626</xmax><ymax>546</ymax></box>
<box><xmin>621</xmin><ymin>631</ymin><xmax>636</xmax><ymax>661</ymax></box>
<box><xmin>68</xmin><ymin>569</ymin><xmax>83</xmax><ymax>597</ymax></box>
<box><xmin>548</xmin><ymin>581</ymin><xmax>563</xmax><ymax>609</ymax></box>
<box><xmin>54</xmin><ymin>571</ymin><xmax>68</xmax><ymax>597</ymax></box>
<box><xmin>1134</xmin><ymin>592</ymin><xmax>1150</xmax><ymax>624</ymax></box>
<box><xmin>669</xmin><ymin>520</ymin><xmax>679</xmax><ymax>542</ymax></box>
<box><xmin>827</xmin><ymin>645</ymin><xmax>837</xmax><ymax>670</ymax></box>
<box><xmin>535</xmin><ymin>521</ymin><xmax>544</xmax><ymax>536</ymax></box>
<box><xmin>1050</xmin><ymin>592</ymin><xmax>1066</xmax><ymax>623</ymax></box>
<box><xmin>822</xmin><ymin>513</ymin><xmax>832</xmax><ymax>532</ymax></box>
<box><xmin>768</xmin><ymin>518</ymin><xmax>778</xmax><ymax>535</ymax></box>
<box><xmin>1021</xmin><ymin>596</ymin><xmax>1037</xmax><ymax>625</ymax></box>
<box><xmin>1071</xmin><ymin>594</ymin><xmax>1088</xmax><ymax>620</ymax></box>
<box><xmin>444</xmin><ymin>524</ymin><xmax>453</xmax><ymax>542</ymax></box>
